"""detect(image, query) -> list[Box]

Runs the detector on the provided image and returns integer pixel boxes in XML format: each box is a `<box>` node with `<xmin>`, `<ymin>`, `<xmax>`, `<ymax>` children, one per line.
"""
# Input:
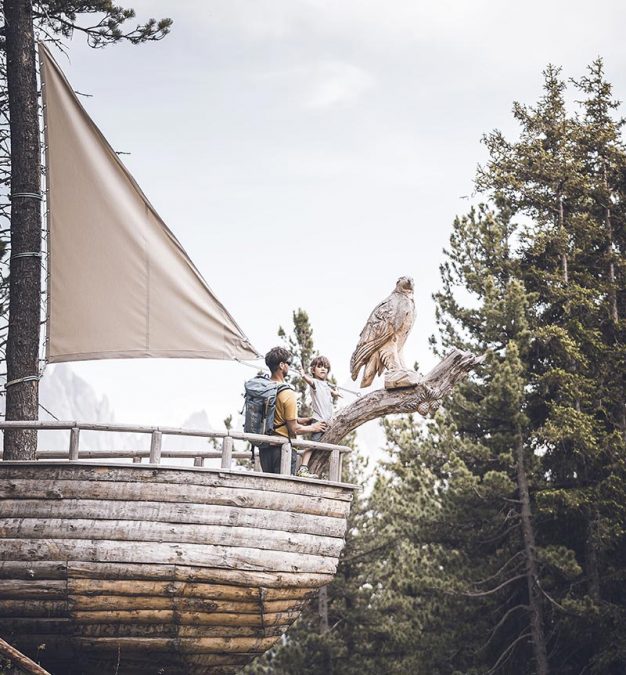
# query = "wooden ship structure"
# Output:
<box><xmin>0</xmin><ymin>44</ymin><xmax>356</xmax><ymax>674</ymax></box>
<box><xmin>0</xmin><ymin>421</ymin><xmax>354</xmax><ymax>674</ymax></box>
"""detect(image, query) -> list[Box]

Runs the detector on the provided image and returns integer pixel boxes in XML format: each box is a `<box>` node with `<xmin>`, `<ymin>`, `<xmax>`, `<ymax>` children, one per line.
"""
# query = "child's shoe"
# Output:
<box><xmin>296</xmin><ymin>465</ymin><xmax>318</xmax><ymax>479</ymax></box>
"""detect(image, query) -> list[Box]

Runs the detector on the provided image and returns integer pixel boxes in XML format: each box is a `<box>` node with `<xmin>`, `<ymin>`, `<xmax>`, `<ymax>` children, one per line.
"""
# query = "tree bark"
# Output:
<box><xmin>3</xmin><ymin>0</ymin><xmax>42</xmax><ymax>460</ymax></box>
<box><xmin>318</xmin><ymin>584</ymin><xmax>329</xmax><ymax>633</ymax></box>
<box><xmin>310</xmin><ymin>349</ymin><xmax>483</xmax><ymax>474</ymax></box>
<box><xmin>515</xmin><ymin>433</ymin><xmax>549</xmax><ymax>675</ymax></box>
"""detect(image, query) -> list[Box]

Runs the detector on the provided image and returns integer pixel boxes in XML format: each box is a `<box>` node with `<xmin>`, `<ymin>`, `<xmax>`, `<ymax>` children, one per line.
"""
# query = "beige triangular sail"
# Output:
<box><xmin>39</xmin><ymin>43</ymin><xmax>258</xmax><ymax>363</ymax></box>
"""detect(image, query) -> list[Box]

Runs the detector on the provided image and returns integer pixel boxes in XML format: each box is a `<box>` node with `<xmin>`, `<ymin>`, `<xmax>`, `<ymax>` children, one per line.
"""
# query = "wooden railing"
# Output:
<box><xmin>0</xmin><ymin>421</ymin><xmax>351</xmax><ymax>482</ymax></box>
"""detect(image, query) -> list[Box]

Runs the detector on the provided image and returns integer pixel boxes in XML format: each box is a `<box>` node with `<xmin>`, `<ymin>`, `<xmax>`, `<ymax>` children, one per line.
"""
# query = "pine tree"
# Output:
<box><xmin>278</xmin><ymin>308</ymin><xmax>316</xmax><ymax>417</ymax></box>
<box><xmin>367</xmin><ymin>207</ymin><xmax>554</xmax><ymax>674</ymax></box>
<box><xmin>479</xmin><ymin>63</ymin><xmax>626</xmax><ymax>672</ymax></box>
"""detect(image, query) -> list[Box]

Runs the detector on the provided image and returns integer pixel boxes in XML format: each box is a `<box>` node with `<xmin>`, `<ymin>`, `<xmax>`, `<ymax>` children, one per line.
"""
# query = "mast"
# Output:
<box><xmin>3</xmin><ymin>0</ymin><xmax>41</xmax><ymax>460</ymax></box>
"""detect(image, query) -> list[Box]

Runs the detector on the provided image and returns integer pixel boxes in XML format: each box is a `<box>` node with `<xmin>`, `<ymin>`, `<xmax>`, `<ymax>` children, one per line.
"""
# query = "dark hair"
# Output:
<box><xmin>310</xmin><ymin>355</ymin><xmax>331</xmax><ymax>373</ymax></box>
<box><xmin>265</xmin><ymin>346</ymin><xmax>292</xmax><ymax>373</ymax></box>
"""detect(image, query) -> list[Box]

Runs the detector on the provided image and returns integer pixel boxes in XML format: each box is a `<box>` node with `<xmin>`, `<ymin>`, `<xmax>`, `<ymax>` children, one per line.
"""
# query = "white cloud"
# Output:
<box><xmin>260</xmin><ymin>61</ymin><xmax>374</xmax><ymax>110</ymax></box>
<box><xmin>303</xmin><ymin>62</ymin><xmax>375</xmax><ymax>109</ymax></box>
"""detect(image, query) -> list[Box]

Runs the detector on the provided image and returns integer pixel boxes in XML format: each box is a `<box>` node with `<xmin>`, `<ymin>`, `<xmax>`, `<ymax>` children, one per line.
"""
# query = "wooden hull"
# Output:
<box><xmin>0</xmin><ymin>462</ymin><xmax>354</xmax><ymax>674</ymax></box>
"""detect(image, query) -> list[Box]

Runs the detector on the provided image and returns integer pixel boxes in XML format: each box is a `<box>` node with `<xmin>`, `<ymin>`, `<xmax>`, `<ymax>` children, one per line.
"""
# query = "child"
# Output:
<box><xmin>298</xmin><ymin>355</ymin><xmax>341</xmax><ymax>478</ymax></box>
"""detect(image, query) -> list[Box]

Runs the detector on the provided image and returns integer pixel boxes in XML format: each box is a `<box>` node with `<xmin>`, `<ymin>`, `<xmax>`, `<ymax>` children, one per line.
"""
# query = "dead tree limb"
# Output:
<box><xmin>311</xmin><ymin>348</ymin><xmax>484</xmax><ymax>475</ymax></box>
<box><xmin>0</xmin><ymin>636</ymin><xmax>51</xmax><ymax>675</ymax></box>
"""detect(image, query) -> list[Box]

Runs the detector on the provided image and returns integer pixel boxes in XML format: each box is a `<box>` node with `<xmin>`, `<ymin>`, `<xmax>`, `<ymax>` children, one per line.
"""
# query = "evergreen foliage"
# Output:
<box><xmin>278</xmin><ymin>309</ymin><xmax>316</xmax><ymax>417</ymax></box>
<box><xmin>252</xmin><ymin>60</ymin><xmax>625</xmax><ymax>674</ymax></box>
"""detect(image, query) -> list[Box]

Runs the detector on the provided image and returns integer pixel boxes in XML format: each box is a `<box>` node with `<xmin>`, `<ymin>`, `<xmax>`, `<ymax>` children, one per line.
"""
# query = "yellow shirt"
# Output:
<box><xmin>274</xmin><ymin>388</ymin><xmax>297</xmax><ymax>438</ymax></box>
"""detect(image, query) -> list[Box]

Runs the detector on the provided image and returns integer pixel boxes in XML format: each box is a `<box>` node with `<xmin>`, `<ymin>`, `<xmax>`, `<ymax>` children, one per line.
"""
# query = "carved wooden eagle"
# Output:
<box><xmin>350</xmin><ymin>276</ymin><xmax>415</xmax><ymax>388</ymax></box>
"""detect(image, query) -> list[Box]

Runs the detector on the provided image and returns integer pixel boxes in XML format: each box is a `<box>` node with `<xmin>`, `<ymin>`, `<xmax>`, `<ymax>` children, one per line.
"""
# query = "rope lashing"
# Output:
<box><xmin>5</xmin><ymin>375</ymin><xmax>41</xmax><ymax>389</ymax></box>
<box><xmin>11</xmin><ymin>252</ymin><xmax>42</xmax><ymax>260</ymax></box>
<box><xmin>9</xmin><ymin>192</ymin><xmax>44</xmax><ymax>201</ymax></box>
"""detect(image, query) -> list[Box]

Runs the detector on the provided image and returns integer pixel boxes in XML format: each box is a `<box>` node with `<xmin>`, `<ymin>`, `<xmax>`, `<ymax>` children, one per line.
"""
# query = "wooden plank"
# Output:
<box><xmin>0</xmin><ymin>479</ymin><xmax>351</xmax><ymax>518</ymax></box>
<box><xmin>73</xmin><ymin>635</ymin><xmax>279</xmax><ymax>654</ymax></box>
<box><xmin>180</xmin><ymin>653</ymin><xmax>260</xmax><ymax>665</ymax></box>
<box><xmin>83</xmin><ymin>657</ymin><xmax>249</xmax><ymax>672</ymax></box>
<box><xmin>184</xmin><ymin>652</ymin><xmax>272</xmax><ymax>675</ymax></box>
<box><xmin>33</xmin><ymin>450</ymin><xmax>253</xmax><ymax>460</ymax></box>
<box><xmin>68</xmin><ymin>428</ymin><xmax>80</xmax><ymax>461</ymax></box>
<box><xmin>0</xmin><ymin>600</ymin><xmax>68</xmax><ymax>617</ymax></box>
<box><xmin>0</xmin><ymin>499</ymin><xmax>348</xmax><ymax>537</ymax></box>
<box><xmin>67</xmin><ymin>595</ymin><xmax>304</xmax><ymax>614</ymax></box>
<box><xmin>0</xmin><ymin>580</ymin><xmax>67</xmax><ymax>599</ymax></box>
<box><xmin>0</xmin><ymin>561</ymin><xmax>66</xmax><ymax>580</ymax></box>
<box><xmin>71</xmin><ymin>609</ymin><xmax>299</xmax><ymax>627</ymax></box>
<box><xmin>0</xmin><ymin>618</ymin><xmax>73</xmax><ymax>635</ymax></box>
<box><xmin>329</xmin><ymin>448</ymin><xmax>341</xmax><ymax>482</ymax></box>
<box><xmin>149</xmin><ymin>430</ymin><xmax>162</xmax><ymax>464</ymax></box>
<box><xmin>66</xmin><ymin>561</ymin><xmax>333</xmax><ymax>589</ymax></box>
<box><xmin>280</xmin><ymin>442</ymin><xmax>292</xmax><ymax>476</ymax></box>
<box><xmin>0</xmin><ymin>538</ymin><xmax>339</xmax><ymax>574</ymax></box>
<box><xmin>0</xmin><ymin>464</ymin><xmax>355</xmax><ymax>499</ymax></box>
<box><xmin>67</xmin><ymin>579</ymin><xmax>316</xmax><ymax>602</ymax></box>
<box><xmin>220</xmin><ymin>437</ymin><xmax>233</xmax><ymax>469</ymax></box>
<box><xmin>59</xmin><ymin>623</ymin><xmax>286</xmax><ymax>639</ymax></box>
<box><xmin>0</xmin><ymin>518</ymin><xmax>344</xmax><ymax>558</ymax></box>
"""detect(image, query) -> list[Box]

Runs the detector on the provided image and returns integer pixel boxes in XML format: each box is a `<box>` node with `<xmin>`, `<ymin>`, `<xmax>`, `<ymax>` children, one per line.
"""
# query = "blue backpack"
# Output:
<box><xmin>243</xmin><ymin>375</ymin><xmax>292</xmax><ymax>445</ymax></box>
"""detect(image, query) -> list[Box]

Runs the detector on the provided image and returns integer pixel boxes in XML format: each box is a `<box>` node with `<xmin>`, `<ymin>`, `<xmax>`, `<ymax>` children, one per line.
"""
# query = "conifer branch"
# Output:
<box><xmin>486</xmin><ymin>631</ymin><xmax>531</xmax><ymax>675</ymax></box>
<box><xmin>482</xmin><ymin>603</ymin><xmax>529</xmax><ymax>651</ymax></box>
<box><xmin>459</xmin><ymin>572</ymin><xmax>527</xmax><ymax>597</ymax></box>
<box><xmin>474</xmin><ymin>550</ymin><xmax>525</xmax><ymax>586</ymax></box>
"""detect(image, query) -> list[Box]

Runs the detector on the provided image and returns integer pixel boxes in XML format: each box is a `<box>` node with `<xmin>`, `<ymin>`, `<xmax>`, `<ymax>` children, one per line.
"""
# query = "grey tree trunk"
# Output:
<box><xmin>515</xmin><ymin>433</ymin><xmax>549</xmax><ymax>675</ymax></box>
<box><xmin>3</xmin><ymin>0</ymin><xmax>41</xmax><ymax>460</ymax></box>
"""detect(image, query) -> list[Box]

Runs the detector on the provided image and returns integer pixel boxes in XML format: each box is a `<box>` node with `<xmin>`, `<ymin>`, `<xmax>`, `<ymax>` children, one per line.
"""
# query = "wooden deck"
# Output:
<box><xmin>0</xmin><ymin>423</ymin><xmax>355</xmax><ymax>674</ymax></box>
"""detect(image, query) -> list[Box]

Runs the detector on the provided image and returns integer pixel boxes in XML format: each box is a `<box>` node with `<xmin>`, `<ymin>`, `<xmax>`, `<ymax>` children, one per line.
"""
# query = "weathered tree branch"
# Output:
<box><xmin>311</xmin><ymin>348</ymin><xmax>484</xmax><ymax>474</ymax></box>
<box><xmin>0</xmin><ymin>636</ymin><xmax>51</xmax><ymax>675</ymax></box>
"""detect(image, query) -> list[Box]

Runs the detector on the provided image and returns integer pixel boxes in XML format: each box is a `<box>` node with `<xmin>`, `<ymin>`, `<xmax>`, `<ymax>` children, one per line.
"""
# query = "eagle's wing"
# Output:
<box><xmin>350</xmin><ymin>296</ymin><xmax>395</xmax><ymax>381</ymax></box>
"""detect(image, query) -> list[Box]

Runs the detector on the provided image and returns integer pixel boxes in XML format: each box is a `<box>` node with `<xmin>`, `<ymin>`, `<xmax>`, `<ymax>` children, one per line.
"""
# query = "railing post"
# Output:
<box><xmin>280</xmin><ymin>442</ymin><xmax>292</xmax><ymax>475</ymax></box>
<box><xmin>329</xmin><ymin>448</ymin><xmax>341</xmax><ymax>482</ymax></box>
<box><xmin>149</xmin><ymin>430</ymin><xmax>162</xmax><ymax>464</ymax></box>
<box><xmin>221</xmin><ymin>437</ymin><xmax>233</xmax><ymax>469</ymax></box>
<box><xmin>132</xmin><ymin>456</ymin><xmax>142</xmax><ymax>464</ymax></box>
<box><xmin>194</xmin><ymin>456</ymin><xmax>204</xmax><ymax>467</ymax></box>
<box><xmin>69</xmin><ymin>427</ymin><xmax>80</xmax><ymax>461</ymax></box>
<box><xmin>254</xmin><ymin>455</ymin><xmax>261</xmax><ymax>473</ymax></box>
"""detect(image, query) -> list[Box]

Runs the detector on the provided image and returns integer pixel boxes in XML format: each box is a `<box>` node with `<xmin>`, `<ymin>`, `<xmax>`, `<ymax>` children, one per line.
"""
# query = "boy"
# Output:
<box><xmin>298</xmin><ymin>355</ymin><xmax>341</xmax><ymax>478</ymax></box>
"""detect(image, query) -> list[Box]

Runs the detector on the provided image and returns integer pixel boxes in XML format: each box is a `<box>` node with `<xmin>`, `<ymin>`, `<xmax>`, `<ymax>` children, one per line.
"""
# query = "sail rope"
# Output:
<box><xmin>234</xmin><ymin>357</ymin><xmax>361</xmax><ymax>397</ymax></box>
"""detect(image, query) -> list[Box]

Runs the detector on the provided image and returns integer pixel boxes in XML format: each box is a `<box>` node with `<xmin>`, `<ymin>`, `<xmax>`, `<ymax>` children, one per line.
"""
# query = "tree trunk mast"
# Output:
<box><xmin>3</xmin><ymin>0</ymin><xmax>42</xmax><ymax>460</ymax></box>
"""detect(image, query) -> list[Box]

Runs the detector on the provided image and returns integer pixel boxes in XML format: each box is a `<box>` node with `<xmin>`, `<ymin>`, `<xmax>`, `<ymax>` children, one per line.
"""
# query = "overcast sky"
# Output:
<box><xmin>42</xmin><ymin>0</ymin><xmax>626</xmax><ymax>443</ymax></box>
